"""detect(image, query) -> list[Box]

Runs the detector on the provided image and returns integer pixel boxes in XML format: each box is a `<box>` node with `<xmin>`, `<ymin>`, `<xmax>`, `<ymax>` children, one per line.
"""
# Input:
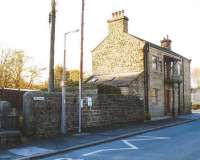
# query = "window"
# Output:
<box><xmin>177</xmin><ymin>63</ymin><xmax>181</xmax><ymax>75</ymax></box>
<box><xmin>159</xmin><ymin>60</ymin><xmax>163</xmax><ymax>72</ymax></box>
<box><xmin>120</xmin><ymin>87</ymin><xmax>129</xmax><ymax>95</ymax></box>
<box><xmin>152</xmin><ymin>56</ymin><xmax>158</xmax><ymax>70</ymax></box>
<box><xmin>170</xmin><ymin>62</ymin><xmax>174</xmax><ymax>75</ymax></box>
<box><xmin>152</xmin><ymin>55</ymin><xmax>162</xmax><ymax>72</ymax></box>
<box><xmin>150</xmin><ymin>88</ymin><xmax>158</xmax><ymax>104</ymax></box>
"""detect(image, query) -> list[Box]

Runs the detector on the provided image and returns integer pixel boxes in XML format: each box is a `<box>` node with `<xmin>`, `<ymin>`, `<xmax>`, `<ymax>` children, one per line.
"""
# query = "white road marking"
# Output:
<box><xmin>82</xmin><ymin>135</ymin><xmax>170</xmax><ymax>157</ymax></box>
<box><xmin>82</xmin><ymin>148</ymin><xmax>134</xmax><ymax>156</ymax></box>
<box><xmin>121</xmin><ymin>140</ymin><xmax>138</xmax><ymax>149</ymax></box>
<box><xmin>125</xmin><ymin>135</ymin><xmax>171</xmax><ymax>141</ymax></box>
<box><xmin>54</xmin><ymin>158</ymin><xmax>84</xmax><ymax>160</ymax></box>
<box><xmin>137</xmin><ymin>135</ymin><xmax>171</xmax><ymax>139</ymax></box>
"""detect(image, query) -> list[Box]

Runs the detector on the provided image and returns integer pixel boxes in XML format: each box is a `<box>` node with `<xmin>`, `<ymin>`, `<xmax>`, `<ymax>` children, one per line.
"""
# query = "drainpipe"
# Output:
<box><xmin>143</xmin><ymin>42</ymin><xmax>150</xmax><ymax>119</ymax></box>
<box><xmin>178</xmin><ymin>82</ymin><xmax>181</xmax><ymax>114</ymax></box>
<box><xmin>172</xmin><ymin>61</ymin><xmax>176</xmax><ymax>118</ymax></box>
<box><xmin>182</xmin><ymin>58</ymin><xmax>185</xmax><ymax>113</ymax></box>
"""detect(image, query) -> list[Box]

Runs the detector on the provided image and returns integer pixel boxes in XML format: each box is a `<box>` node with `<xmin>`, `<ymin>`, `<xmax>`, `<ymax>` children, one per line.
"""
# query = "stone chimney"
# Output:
<box><xmin>160</xmin><ymin>35</ymin><xmax>172</xmax><ymax>50</ymax></box>
<box><xmin>107</xmin><ymin>10</ymin><xmax>129</xmax><ymax>33</ymax></box>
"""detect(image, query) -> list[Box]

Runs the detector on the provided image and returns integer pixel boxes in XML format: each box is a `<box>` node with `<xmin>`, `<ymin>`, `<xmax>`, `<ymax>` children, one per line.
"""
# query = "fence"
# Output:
<box><xmin>0</xmin><ymin>88</ymin><xmax>37</xmax><ymax>113</ymax></box>
<box><xmin>0</xmin><ymin>114</ymin><xmax>19</xmax><ymax>130</ymax></box>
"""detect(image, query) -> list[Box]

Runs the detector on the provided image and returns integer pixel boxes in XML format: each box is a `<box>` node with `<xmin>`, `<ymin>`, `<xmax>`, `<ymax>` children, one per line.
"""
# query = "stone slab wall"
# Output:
<box><xmin>23</xmin><ymin>91</ymin><xmax>144</xmax><ymax>137</ymax></box>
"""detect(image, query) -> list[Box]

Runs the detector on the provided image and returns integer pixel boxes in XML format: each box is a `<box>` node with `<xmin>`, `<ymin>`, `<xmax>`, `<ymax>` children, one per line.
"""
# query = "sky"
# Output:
<box><xmin>0</xmin><ymin>0</ymin><xmax>199</xmax><ymax>80</ymax></box>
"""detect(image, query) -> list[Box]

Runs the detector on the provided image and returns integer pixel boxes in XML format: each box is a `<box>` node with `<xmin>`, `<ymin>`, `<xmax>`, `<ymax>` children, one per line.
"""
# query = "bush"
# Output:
<box><xmin>192</xmin><ymin>104</ymin><xmax>200</xmax><ymax>110</ymax></box>
<box><xmin>97</xmin><ymin>84</ymin><xmax>121</xmax><ymax>95</ymax></box>
<box><xmin>144</xmin><ymin>112</ymin><xmax>151</xmax><ymax>120</ymax></box>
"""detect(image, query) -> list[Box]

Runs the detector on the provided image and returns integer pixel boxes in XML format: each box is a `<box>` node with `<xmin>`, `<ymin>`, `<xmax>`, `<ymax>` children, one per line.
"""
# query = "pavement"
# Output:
<box><xmin>0</xmin><ymin>110</ymin><xmax>200</xmax><ymax>160</ymax></box>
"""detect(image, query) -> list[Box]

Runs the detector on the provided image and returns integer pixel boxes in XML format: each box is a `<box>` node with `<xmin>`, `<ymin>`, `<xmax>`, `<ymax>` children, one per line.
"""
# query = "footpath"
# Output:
<box><xmin>0</xmin><ymin>111</ymin><xmax>200</xmax><ymax>160</ymax></box>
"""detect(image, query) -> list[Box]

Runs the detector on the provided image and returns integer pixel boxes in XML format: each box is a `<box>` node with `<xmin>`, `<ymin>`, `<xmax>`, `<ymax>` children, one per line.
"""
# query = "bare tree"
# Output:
<box><xmin>0</xmin><ymin>49</ymin><xmax>42</xmax><ymax>89</ymax></box>
<box><xmin>25</xmin><ymin>66</ymin><xmax>45</xmax><ymax>89</ymax></box>
<box><xmin>0</xmin><ymin>49</ymin><xmax>25</xmax><ymax>88</ymax></box>
<box><xmin>192</xmin><ymin>68</ymin><xmax>200</xmax><ymax>88</ymax></box>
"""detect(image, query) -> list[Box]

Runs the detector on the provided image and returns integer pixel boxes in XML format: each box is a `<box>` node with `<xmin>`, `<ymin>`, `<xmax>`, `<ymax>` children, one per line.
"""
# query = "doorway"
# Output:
<box><xmin>165</xmin><ymin>89</ymin><xmax>171</xmax><ymax>115</ymax></box>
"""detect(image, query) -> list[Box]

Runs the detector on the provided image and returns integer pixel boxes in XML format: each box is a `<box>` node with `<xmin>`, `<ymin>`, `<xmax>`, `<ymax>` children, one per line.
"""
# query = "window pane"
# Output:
<box><xmin>159</xmin><ymin>61</ymin><xmax>162</xmax><ymax>72</ymax></box>
<box><xmin>177</xmin><ymin>63</ymin><xmax>181</xmax><ymax>75</ymax></box>
<box><xmin>152</xmin><ymin>56</ymin><xmax>158</xmax><ymax>70</ymax></box>
<box><xmin>150</xmin><ymin>88</ymin><xmax>158</xmax><ymax>104</ymax></box>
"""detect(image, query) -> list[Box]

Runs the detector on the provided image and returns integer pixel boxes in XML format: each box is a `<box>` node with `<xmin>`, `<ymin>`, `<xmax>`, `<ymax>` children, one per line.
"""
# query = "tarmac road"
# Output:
<box><xmin>42</xmin><ymin>120</ymin><xmax>200</xmax><ymax>160</ymax></box>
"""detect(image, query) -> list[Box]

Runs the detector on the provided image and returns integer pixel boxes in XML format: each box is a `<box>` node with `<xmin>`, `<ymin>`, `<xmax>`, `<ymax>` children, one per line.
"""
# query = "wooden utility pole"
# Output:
<box><xmin>48</xmin><ymin>0</ymin><xmax>56</xmax><ymax>92</ymax></box>
<box><xmin>78</xmin><ymin>0</ymin><xmax>85</xmax><ymax>133</ymax></box>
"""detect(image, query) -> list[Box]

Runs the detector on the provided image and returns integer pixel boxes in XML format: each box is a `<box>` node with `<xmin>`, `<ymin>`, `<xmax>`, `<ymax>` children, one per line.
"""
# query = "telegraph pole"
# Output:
<box><xmin>48</xmin><ymin>0</ymin><xmax>56</xmax><ymax>92</ymax></box>
<box><xmin>78</xmin><ymin>0</ymin><xmax>85</xmax><ymax>133</ymax></box>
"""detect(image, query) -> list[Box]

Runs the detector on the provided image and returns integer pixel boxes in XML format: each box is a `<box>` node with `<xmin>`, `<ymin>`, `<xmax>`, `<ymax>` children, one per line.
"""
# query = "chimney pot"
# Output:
<box><xmin>160</xmin><ymin>35</ymin><xmax>172</xmax><ymax>50</ymax></box>
<box><xmin>112</xmin><ymin>13</ymin><xmax>115</xmax><ymax>18</ymax></box>
<box><xmin>107</xmin><ymin>10</ymin><xmax>129</xmax><ymax>33</ymax></box>
<box><xmin>119</xmin><ymin>11</ymin><xmax>122</xmax><ymax>16</ymax></box>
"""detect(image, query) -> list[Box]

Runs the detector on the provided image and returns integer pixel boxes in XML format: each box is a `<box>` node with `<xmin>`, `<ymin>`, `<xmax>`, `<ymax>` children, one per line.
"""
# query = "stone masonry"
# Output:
<box><xmin>23</xmin><ymin>90</ymin><xmax>144</xmax><ymax>137</ymax></box>
<box><xmin>91</xmin><ymin>10</ymin><xmax>191</xmax><ymax>118</ymax></box>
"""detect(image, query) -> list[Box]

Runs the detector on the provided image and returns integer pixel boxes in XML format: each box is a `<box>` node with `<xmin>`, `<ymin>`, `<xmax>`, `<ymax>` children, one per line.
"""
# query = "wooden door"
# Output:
<box><xmin>165</xmin><ymin>90</ymin><xmax>171</xmax><ymax>114</ymax></box>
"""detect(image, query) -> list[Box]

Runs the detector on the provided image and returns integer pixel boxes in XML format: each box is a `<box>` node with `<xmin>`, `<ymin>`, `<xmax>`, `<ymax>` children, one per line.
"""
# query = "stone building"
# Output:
<box><xmin>90</xmin><ymin>10</ymin><xmax>191</xmax><ymax>118</ymax></box>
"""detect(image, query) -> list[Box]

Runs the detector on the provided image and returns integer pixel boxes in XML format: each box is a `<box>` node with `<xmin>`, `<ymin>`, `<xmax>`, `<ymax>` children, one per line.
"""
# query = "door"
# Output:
<box><xmin>165</xmin><ymin>89</ymin><xmax>171</xmax><ymax>114</ymax></box>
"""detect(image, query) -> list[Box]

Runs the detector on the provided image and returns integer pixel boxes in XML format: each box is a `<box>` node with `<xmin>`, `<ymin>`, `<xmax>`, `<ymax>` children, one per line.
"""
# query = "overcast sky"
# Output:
<box><xmin>0</xmin><ymin>0</ymin><xmax>199</xmax><ymax>79</ymax></box>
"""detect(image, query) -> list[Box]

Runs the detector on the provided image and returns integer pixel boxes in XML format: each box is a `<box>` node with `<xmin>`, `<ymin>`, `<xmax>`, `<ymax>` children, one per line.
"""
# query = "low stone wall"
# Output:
<box><xmin>0</xmin><ymin>130</ymin><xmax>21</xmax><ymax>149</ymax></box>
<box><xmin>23</xmin><ymin>91</ymin><xmax>144</xmax><ymax>137</ymax></box>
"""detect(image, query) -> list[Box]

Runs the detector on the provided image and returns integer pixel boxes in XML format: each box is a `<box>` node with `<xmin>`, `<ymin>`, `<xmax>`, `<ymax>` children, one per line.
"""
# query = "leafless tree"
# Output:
<box><xmin>192</xmin><ymin>68</ymin><xmax>200</xmax><ymax>88</ymax></box>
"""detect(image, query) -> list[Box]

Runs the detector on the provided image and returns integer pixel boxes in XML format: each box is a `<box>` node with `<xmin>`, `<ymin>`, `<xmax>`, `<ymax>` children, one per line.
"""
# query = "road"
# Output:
<box><xmin>41</xmin><ymin>120</ymin><xmax>200</xmax><ymax>160</ymax></box>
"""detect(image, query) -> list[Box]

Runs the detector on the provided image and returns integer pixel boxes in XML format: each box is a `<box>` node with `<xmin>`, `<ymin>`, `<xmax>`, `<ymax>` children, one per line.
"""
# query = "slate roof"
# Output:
<box><xmin>86</xmin><ymin>72</ymin><xmax>141</xmax><ymax>87</ymax></box>
<box><xmin>128</xmin><ymin>34</ymin><xmax>190</xmax><ymax>61</ymax></box>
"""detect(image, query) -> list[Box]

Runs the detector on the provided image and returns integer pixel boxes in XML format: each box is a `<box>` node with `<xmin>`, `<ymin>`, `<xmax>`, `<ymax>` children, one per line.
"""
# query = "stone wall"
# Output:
<box><xmin>92</xmin><ymin>33</ymin><xmax>145</xmax><ymax>75</ymax></box>
<box><xmin>23</xmin><ymin>92</ymin><xmax>61</xmax><ymax>137</ymax></box>
<box><xmin>23</xmin><ymin>91</ymin><xmax>144</xmax><ymax>137</ymax></box>
<box><xmin>148</xmin><ymin>47</ymin><xmax>165</xmax><ymax>117</ymax></box>
<box><xmin>129</xmin><ymin>72</ymin><xmax>144</xmax><ymax>98</ymax></box>
<box><xmin>148</xmin><ymin>46</ymin><xmax>191</xmax><ymax>117</ymax></box>
<box><xmin>183</xmin><ymin>58</ymin><xmax>192</xmax><ymax>113</ymax></box>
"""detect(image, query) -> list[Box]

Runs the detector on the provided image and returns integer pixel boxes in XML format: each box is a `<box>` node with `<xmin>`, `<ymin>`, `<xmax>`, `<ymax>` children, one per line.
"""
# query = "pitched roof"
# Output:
<box><xmin>86</xmin><ymin>72</ymin><xmax>141</xmax><ymax>87</ymax></box>
<box><xmin>128</xmin><ymin>33</ymin><xmax>190</xmax><ymax>61</ymax></box>
<box><xmin>91</xmin><ymin>31</ymin><xmax>190</xmax><ymax>61</ymax></box>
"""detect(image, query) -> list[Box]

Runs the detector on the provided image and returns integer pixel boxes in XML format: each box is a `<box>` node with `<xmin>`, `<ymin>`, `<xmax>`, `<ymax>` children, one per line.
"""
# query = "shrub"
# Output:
<box><xmin>97</xmin><ymin>84</ymin><xmax>121</xmax><ymax>95</ymax></box>
<box><xmin>192</xmin><ymin>104</ymin><xmax>200</xmax><ymax>110</ymax></box>
<box><xmin>144</xmin><ymin>112</ymin><xmax>151</xmax><ymax>120</ymax></box>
